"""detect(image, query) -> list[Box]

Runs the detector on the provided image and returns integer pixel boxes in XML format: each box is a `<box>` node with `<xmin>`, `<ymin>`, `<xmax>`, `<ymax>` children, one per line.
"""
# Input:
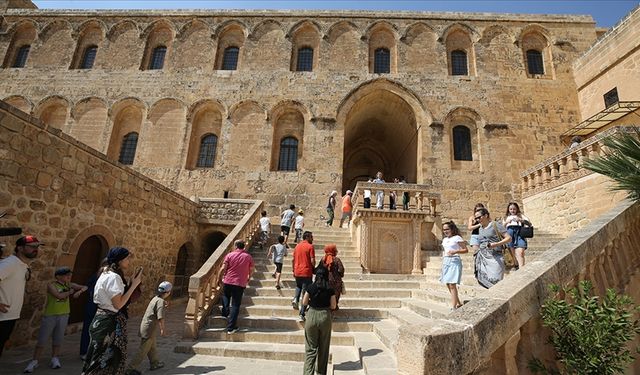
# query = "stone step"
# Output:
<box><xmin>352</xmin><ymin>332</ymin><xmax>398</xmax><ymax>375</ymax></box>
<box><xmin>200</xmin><ymin>327</ymin><xmax>356</xmax><ymax>346</ymax></box>
<box><xmin>387</xmin><ymin>307</ymin><xmax>435</xmax><ymax>327</ymax></box>
<box><xmin>208</xmin><ymin>315</ymin><xmax>375</xmax><ymax>332</ymax></box>
<box><xmin>371</xmin><ymin>320</ymin><xmax>400</xmax><ymax>353</ymax></box>
<box><xmin>240</xmin><ymin>306</ymin><xmax>389</xmax><ymax>319</ymax></box>
<box><xmin>175</xmin><ymin>340</ymin><xmax>316</xmax><ymax>362</ymax></box>
<box><xmin>245</xmin><ymin>287</ymin><xmax>413</xmax><ymax>298</ymax></box>
<box><xmin>248</xmin><ymin>279</ymin><xmax>421</xmax><ymax>289</ymax></box>
<box><xmin>402</xmin><ymin>298</ymin><xmax>450</xmax><ymax>318</ymax></box>
<box><xmin>243</xmin><ymin>296</ymin><xmax>403</xmax><ymax>309</ymax></box>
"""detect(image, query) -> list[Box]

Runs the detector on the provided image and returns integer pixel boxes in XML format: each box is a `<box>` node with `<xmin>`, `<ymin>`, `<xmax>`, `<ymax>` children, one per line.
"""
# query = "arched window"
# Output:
<box><xmin>196</xmin><ymin>134</ymin><xmax>218</xmax><ymax>168</ymax></box>
<box><xmin>451</xmin><ymin>50</ymin><xmax>468</xmax><ymax>76</ymax></box>
<box><xmin>278</xmin><ymin>137</ymin><xmax>298</xmax><ymax>171</ymax></box>
<box><xmin>296</xmin><ymin>47</ymin><xmax>313</xmax><ymax>72</ymax></box>
<box><xmin>118</xmin><ymin>132</ymin><xmax>138</xmax><ymax>165</ymax></box>
<box><xmin>12</xmin><ymin>45</ymin><xmax>30</xmax><ymax>68</ymax></box>
<box><xmin>526</xmin><ymin>49</ymin><xmax>544</xmax><ymax>75</ymax></box>
<box><xmin>452</xmin><ymin>126</ymin><xmax>472</xmax><ymax>161</ymax></box>
<box><xmin>221</xmin><ymin>46</ymin><xmax>239</xmax><ymax>70</ymax></box>
<box><xmin>148</xmin><ymin>46</ymin><xmax>166</xmax><ymax>70</ymax></box>
<box><xmin>80</xmin><ymin>45</ymin><xmax>98</xmax><ymax>69</ymax></box>
<box><xmin>374</xmin><ymin>48</ymin><xmax>390</xmax><ymax>74</ymax></box>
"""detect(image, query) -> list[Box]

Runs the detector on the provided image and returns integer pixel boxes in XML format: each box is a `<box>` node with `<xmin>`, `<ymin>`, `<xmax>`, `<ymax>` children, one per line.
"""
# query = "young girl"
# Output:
<box><xmin>502</xmin><ymin>202</ymin><xmax>531</xmax><ymax>269</ymax></box>
<box><xmin>439</xmin><ymin>221</ymin><xmax>468</xmax><ymax>309</ymax></box>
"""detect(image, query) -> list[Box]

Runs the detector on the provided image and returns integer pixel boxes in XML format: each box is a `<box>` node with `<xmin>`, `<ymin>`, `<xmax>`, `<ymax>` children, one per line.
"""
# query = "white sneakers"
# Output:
<box><xmin>23</xmin><ymin>357</ymin><xmax>61</xmax><ymax>373</ymax></box>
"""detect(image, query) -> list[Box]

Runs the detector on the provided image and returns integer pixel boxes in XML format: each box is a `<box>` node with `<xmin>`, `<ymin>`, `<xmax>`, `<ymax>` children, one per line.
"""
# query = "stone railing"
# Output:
<box><xmin>196</xmin><ymin>198</ymin><xmax>255</xmax><ymax>224</ymax></box>
<box><xmin>352</xmin><ymin>182</ymin><xmax>440</xmax><ymax>214</ymax></box>
<box><xmin>520</xmin><ymin>126</ymin><xmax>637</xmax><ymax>198</ymax></box>
<box><xmin>184</xmin><ymin>199</ymin><xmax>264</xmax><ymax>339</ymax></box>
<box><xmin>397</xmin><ymin>199</ymin><xmax>640</xmax><ymax>374</ymax></box>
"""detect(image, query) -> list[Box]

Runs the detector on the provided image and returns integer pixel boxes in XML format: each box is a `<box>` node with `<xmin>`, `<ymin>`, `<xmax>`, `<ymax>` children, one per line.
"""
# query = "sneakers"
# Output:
<box><xmin>271</xmin><ymin>273</ymin><xmax>276</xmax><ymax>278</ymax></box>
<box><xmin>24</xmin><ymin>359</ymin><xmax>38</xmax><ymax>373</ymax></box>
<box><xmin>227</xmin><ymin>327</ymin><xmax>239</xmax><ymax>334</ymax></box>
<box><xmin>291</xmin><ymin>299</ymin><xmax>299</xmax><ymax>310</ymax></box>
<box><xmin>150</xmin><ymin>361</ymin><xmax>165</xmax><ymax>371</ymax></box>
<box><xmin>297</xmin><ymin>314</ymin><xmax>306</xmax><ymax>322</ymax></box>
<box><xmin>50</xmin><ymin>357</ymin><xmax>61</xmax><ymax>369</ymax></box>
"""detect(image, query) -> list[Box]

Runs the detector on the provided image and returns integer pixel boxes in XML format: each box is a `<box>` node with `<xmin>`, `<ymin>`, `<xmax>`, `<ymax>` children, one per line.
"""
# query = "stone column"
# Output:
<box><xmin>411</xmin><ymin>219</ymin><xmax>422</xmax><ymax>275</ymax></box>
<box><xmin>360</xmin><ymin>217</ymin><xmax>370</xmax><ymax>273</ymax></box>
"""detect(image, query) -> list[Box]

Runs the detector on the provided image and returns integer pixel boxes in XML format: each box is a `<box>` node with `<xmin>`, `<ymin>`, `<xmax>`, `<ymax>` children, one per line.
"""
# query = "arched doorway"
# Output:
<box><xmin>340</xmin><ymin>85</ymin><xmax>419</xmax><ymax>192</ymax></box>
<box><xmin>201</xmin><ymin>231</ymin><xmax>227</xmax><ymax>264</ymax></box>
<box><xmin>70</xmin><ymin>235</ymin><xmax>108</xmax><ymax>324</ymax></box>
<box><xmin>173</xmin><ymin>244</ymin><xmax>189</xmax><ymax>298</ymax></box>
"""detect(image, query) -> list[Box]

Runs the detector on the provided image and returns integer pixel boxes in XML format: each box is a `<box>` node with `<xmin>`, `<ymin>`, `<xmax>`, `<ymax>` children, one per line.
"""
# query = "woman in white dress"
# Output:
<box><xmin>439</xmin><ymin>221</ymin><xmax>468</xmax><ymax>309</ymax></box>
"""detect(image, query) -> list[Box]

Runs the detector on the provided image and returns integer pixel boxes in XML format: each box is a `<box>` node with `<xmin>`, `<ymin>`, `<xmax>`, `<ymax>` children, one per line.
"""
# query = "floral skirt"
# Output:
<box><xmin>81</xmin><ymin>310</ymin><xmax>128</xmax><ymax>375</ymax></box>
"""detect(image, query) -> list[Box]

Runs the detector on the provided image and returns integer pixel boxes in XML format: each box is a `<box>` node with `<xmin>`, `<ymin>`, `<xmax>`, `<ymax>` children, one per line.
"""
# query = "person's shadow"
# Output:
<box><xmin>161</xmin><ymin>365</ymin><xmax>225</xmax><ymax>374</ymax></box>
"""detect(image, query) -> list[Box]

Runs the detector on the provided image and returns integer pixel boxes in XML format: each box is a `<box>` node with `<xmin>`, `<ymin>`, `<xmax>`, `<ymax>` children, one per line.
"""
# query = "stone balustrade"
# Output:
<box><xmin>520</xmin><ymin>126</ymin><xmax>637</xmax><ymax>198</ymax></box>
<box><xmin>352</xmin><ymin>182</ymin><xmax>440</xmax><ymax>214</ymax></box>
<box><xmin>397</xmin><ymin>199</ymin><xmax>640</xmax><ymax>374</ymax></box>
<box><xmin>184</xmin><ymin>199</ymin><xmax>264</xmax><ymax>339</ymax></box>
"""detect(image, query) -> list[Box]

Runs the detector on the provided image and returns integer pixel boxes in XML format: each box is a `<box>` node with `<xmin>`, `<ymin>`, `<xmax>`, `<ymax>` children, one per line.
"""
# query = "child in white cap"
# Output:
<box><xmin>125</xmin><ymin>281</ymin><xmax>172</xmax><ymax>375</ymax></box>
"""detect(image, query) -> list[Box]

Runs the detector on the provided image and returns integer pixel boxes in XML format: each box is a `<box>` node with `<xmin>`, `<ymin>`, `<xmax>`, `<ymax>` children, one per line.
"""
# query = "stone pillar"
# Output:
<box><xmin>559</xmin><ymin>157</ymin><xmax>567</xmax><ymax>177</ymax></box>
<box><xmin>360</xmin><ymin>217</ymin><xmax>370</xmax><ymax>273</ymax></box>
<box><xmin>412</xmin><ymin>219</ymin><xmax>422</xmax><ymax>275</ymax></box>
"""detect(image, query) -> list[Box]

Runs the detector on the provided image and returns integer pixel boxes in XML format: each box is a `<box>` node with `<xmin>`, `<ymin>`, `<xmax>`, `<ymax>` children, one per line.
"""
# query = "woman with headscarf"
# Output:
<box><xmin>82</xmin><ymin>247</ymin><xmax>143</xmax><ymax>375</ymax></box>
<box><xmin>302</xmin><ymin>266</ymin><xmax>336</xmax><ymax>375</ymax></box>
<box><xmin>322</xmin><ymin>244</ymin><xmax>344</xmax><ymax>308</ymax></box>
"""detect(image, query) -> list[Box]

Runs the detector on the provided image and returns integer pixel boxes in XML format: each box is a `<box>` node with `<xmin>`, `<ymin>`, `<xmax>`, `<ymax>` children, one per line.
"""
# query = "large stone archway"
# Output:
<box><xmin>338</xmin><ymin>80</ymin><xmax>426</xmax><ymax>192</ymax></box>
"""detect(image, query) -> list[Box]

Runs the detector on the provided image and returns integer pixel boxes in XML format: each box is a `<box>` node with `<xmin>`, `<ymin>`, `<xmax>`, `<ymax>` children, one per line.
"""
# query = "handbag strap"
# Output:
<box><xmin>492</xmin><ymin>221</ymin><xmax>504</xmax><ymax>241</ymax></box>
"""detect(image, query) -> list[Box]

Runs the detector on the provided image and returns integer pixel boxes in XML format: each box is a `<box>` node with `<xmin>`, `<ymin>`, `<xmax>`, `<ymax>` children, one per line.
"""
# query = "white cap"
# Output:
<box><xmin>158</xmin><ymin>281</ymin><xmax>173</xmax><ymax>293</ymax></box>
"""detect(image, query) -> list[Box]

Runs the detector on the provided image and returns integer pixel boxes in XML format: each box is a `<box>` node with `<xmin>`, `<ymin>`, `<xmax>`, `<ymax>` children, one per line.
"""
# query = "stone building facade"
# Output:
<box><xmin>0</xmin><ymin>3</ymin><xmax>600</xmax><ymax>222</ymax></box>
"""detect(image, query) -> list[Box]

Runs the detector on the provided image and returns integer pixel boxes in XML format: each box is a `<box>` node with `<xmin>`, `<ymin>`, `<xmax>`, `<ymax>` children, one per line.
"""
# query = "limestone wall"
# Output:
<box><xmin>573</xmin><ymin>5</ymin><xmax>640</xmax><ymax>120</ymax></box>
<box><xmin>0</xmin><ymin>101</ymin><xmax>200</xmax><ymax>346</ymax></box>
<box><xmin>0</xmin><ymin>9</ymin><xmax>599</xmax><ymax>222</ymax></box>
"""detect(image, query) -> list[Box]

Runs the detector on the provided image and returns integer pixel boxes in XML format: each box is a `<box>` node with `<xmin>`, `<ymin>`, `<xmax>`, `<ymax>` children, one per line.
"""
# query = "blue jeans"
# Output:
<box><xmin>294</xmin><ymin>277</ymin><xmax>313</xmax><ymax>316</ymax></box>
<box><xmin>222</xmin><ymin>283</ymin><xmax>245</xmax><ymax>331</ymax></box>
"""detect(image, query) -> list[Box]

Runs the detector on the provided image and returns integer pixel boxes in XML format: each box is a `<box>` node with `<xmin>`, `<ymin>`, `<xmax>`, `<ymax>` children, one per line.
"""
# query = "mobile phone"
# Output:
<box><xmin>135</xmin><ymin>266</ymin><xmax>143</xmax><ymax>277</ymax></box>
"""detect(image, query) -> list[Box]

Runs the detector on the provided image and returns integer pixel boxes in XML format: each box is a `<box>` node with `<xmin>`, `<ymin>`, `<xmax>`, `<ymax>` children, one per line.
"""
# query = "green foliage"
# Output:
<box><xmin>582</xmin><ymin>127</ymin><xmax>640</xmax><ymax>202</ymax></box>
<box><xmin>529</xmin><ymin>281</ymin><xmax>640</xmax><ymax>375</ymax></box>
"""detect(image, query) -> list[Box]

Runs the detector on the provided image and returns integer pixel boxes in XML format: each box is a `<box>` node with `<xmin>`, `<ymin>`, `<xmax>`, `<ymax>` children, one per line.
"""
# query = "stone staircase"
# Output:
<box><xmin>175</xmin><ymin>226</ymin><xmax>563</xmax><ymax>374</ymax></box>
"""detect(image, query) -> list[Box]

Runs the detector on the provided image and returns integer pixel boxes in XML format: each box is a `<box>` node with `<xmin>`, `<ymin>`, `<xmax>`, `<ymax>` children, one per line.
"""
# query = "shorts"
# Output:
<box><xmin>274</xmin><ymin>262</ymin><xmax>283</xmax><ymax>273</ymax></box>
<box><xmin>281</xmin><ymin>225</ymin><xmax>291</xmax><ymax>234</ymax></box>
<box><xmin>506</xmin><ymin>226</ymin><xmax>528</xmax><ymax>249</ymax></box>
<box><xmin>37</xmin><ymin>314</ymin><xmax>69</xmax><ymax>346</ymax></box>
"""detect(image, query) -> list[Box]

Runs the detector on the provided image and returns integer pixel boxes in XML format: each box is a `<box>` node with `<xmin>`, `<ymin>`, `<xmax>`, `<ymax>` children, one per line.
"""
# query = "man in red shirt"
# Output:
<box><xmin>219</xmin><ymin>240</ymin><xmax>254</xmax><ymax>334</ymax></box>
<box><xmin>292</xmin><ymin>231</ymin><xmax>315</xmax><ymax>322</ymax></box>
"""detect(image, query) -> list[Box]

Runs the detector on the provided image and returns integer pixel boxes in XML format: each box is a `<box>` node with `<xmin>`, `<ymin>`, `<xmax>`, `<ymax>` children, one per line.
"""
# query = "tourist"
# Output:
<box><xmin>292</xmin><ymin>231</ymin><xmax>315</xmax><ymax>322</ymax></box>
<box><xmin>373</xmin><ymin>171</ymin><xmax>385</xmax><ymax>209</ymax></box>
<box><xmin>389</xmin><ymin>178</ymin><xmax>399</xmax><ymax>210</ymax></box>
<box><xmin>363</xmin><ymin>178</ymin><xmax>372</xmax><ymax>209</ymax></box>
<box><xmin>439</xmin><ymin>221</ymin><xmax>468</xmax><ymax>310</ymax></box>
<box><xmin>502</xmin><ymin>202</ymin><xmax>531</xmax><ymax>269</ymax></box>
<box><xmin>125</xmin><ymin>281</ymin><xmax>172</xmax><ymax>375</ymax></box>
<box><xmin>0</xmin><ymin>235</ymin><xmax>41</xmax><ymax>357</ymax></box>
<box><xmin>400</xmin><ymin>176</ymin><xmax>410</xmax><ymax>210</ymax></box>
<box><xmin>339</xmin><ymin>190</ymin><xmax>353</xmax><ymax>228</ymax></box>
<box><xmin>325</xmin><ymin>191</ymin><xmax>337</xmax><ymax>227</ymax></box>
<box><xmin>82</xmin><ymin>247</ymin><xmax>143</xmax><ymax>375</ymax></box>
<box><xmin>24</xmin><ymin>267</ymin><xmax>88</xmax><ymax>373</ymax></box>
<box><xmin>219</xmin><ymin>240</ymin><xmax>254</xmax><ymax>334</ymax></box>
<box><xmin>267</xmin><ymin>235</ymin><xmax>288</xmax><ymax>290</ymax></box>
<box><xmin>322</xmin><ymin>244</ymin><xmax>345</xmax><ymax>308</ymax></box>
<box><xmin>259</xmin><ymin>210</ymin><xmax>271</xmax><ymax>249</ymax></box>
<box><xmin>473</xmin><ymin>208</ymin><xmax>511</xmax><ymax>289</ymax></box>
<box><xmin>467</xmin><ymin>203</ymin><xmax>485</xmax><ymax>248</ymax></box>
<box><xmin>280</xmin><ymin>204</ymin><xmax>296</xmax><ymax>244</ymax></box>
<box><xmin>80</xmin><ymin>258</ymin><xmax>107</xmax><ymax>361</ymax></box>
<box><xmin>294</xmin><ymin>209</ymin><xmax>305</xmax><ymax>242</ymax></box>
<box><xmin>302</xmin><ymin>266</ymin><xmax>336</xmax><ymax>375</ymax></box>
<box><xmin>569</xmin><ymin>135</ymin><xmax>582</xmax><ymax>148</ymax></box>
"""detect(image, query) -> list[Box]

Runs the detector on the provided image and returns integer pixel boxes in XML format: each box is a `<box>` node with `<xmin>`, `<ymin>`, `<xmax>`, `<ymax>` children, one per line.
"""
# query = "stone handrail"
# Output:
<box><xmin>520</xmin><ymin>126</ymin><xmax>637</xmax><ymax>198</ymax></box>
<box><xmin>397</xmin><ymin>199</ymin><xmax>640</xmax><ymax>374</ymax></box>
<box><xmin>352</xmin><ymin>182</ymin><xmax>441</xmax><ymax>214</ymax></box>
<box><xmin>184</xmin><ymin>199</ymin><xmax>264</xmax><ymax>339</ymax></box>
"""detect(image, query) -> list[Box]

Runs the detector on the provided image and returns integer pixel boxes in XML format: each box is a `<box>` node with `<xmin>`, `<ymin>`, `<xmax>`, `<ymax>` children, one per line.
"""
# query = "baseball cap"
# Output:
<box><xmin>55</xmin><ymin>266</ymin><xmax>72</xmax><ymax>276</ymax></box>
<box><xmin>158</xmin><ymin>281</ymin><xmax>173</xmax><ymax>293</ymax></box>
<box><xmin>16</xmin><ymin>235</ymin><xmax>43</xmax><ymax>246</ymax></box>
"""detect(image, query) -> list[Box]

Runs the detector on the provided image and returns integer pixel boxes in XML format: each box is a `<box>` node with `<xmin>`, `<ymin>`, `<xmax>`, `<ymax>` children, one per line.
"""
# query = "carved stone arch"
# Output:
<box><xmin>5</xmin><ymin>18</ymin><xmax>39</xmax><ymax>38</ymax></box>
<box><xmin>213</xmin><ymin>20</ymin><xmax>249</xmax><ymax>40</ymax></box>
<box><xmin>109</xmin><ymin>96</ymin><xmax>147</xmax><ymax>119</ymax></box>
<box><xmin>65</xmin><ymin>225</ymin><xmax>115</xmax><ymax>259</ymax></box>
<box><xmin>107</xmin><ymin>97</ymin><xmax>146</xmax><ymax>161</ymax></box>
<box><xmin>140</xmin><ymin>19</ymin><xmax>177</xmax><ymax>40</ymax></box>
<box><xmin>147</xmin><ymin>97</ymin><xmax>186</xmax><ymax>120</ymax></box>
<box><xmin>187</xmin><ymin>99</ymin><xmax>227</xmax><ymax>123</ymax></box>
<box><xmin>70</xmin><ymin>96</ymin><xmax>108</xmax><ymax>119</ymax></box>
<box><xmin>440</xmin><ymin>22</ymin><xmax>479</xmax><ymax>44</ymax></box>
<box><xmin>517</xmin><ymin>24</ymin><xmax>552</xmax><ymax>47</ymax></box>
<box><xmin>177</xmin><ymin>18</ymin><xmax>211</xmax><ymax>40</ymax></box>
<box><xmin>269</xmin><ymin>100</ymin><xmax>312</xmax><ymax>126</ymax></box>
<box><xmin>479</xmin><ymin>24</ymin><xmax>513</xmax><ymax>46</ymax></box>
<box><xmin>443</xmin><ymin>106</ymin><xmax>485</xmax><ymax>129</ymax></box>
<box><xmin>38</xmin><ymin>19</ymin><xmax>73</xmax><ymax>41</ymax></box>
<box><xmin>34</xmin><ymin>95</ymin><xmax>71</xmax><ymax>130</ymax></box>
<box><xmin>249</xmin><ymin>19</ymin><xmax>284</xmax><ymax>41</ymax></box>
<box><xmin>228</xmin><ymin>100</ymin><xmax>267</xmax><ymax>123</ymax></box>
<box><xmin>74</xmin><ymin>19</ymin><xmax>107</xmax><ymax>39</ymax></box>
<box><xmin>325</xmin><ymin>20</ymin><xmax>359</xmax><ymax>44</ymax></box>
<box><xmin>401</xmin><ymin>21</ymin><xmax>435</xmax><ymax>45</ymax></box>
<box><xmin>443</xmin><ymin>106</ymin><xmax>484</xmax><ymax>167</ymax></box>
<box><xmin>35</xmin><ymin>95</ymin><xmax>71</xmax><ymax>113</ymax></box>
<box><xmin>287</xmin><ymin>19</ymin><xmax>322</xmax><ymax>39</ymax></box>
<box><xmin>106</xmin><ymin>20</ymin><xmax>139</xmax><ymax>41</ymax></box>
<box><xmin>364</xmin><ymin>20</ymin><xmax>399</xmax><ymax>41</ymax></box>
<box><xmin>3</xmin><ymin>95</ymin><xmax>33</xmax><ymax>114</ymax></box>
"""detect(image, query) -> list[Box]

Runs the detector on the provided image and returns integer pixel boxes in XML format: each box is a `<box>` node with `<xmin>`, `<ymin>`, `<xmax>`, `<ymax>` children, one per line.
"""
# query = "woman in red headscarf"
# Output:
<box><xmin>322</xmin><ymin>244</ymin><xmax>345</xmax><ymax>307</ymax></box>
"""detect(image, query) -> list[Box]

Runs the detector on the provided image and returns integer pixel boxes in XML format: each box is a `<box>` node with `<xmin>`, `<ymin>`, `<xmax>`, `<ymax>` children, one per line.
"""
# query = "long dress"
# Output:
<box><xmin>324</xmin><ymin>257</ymin><xmax>345</xmax><ymax>304</ymax></box>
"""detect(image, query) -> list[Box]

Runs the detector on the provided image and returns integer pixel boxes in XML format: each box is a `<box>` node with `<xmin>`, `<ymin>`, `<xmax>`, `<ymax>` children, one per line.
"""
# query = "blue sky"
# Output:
<box><xmin>32</xmin><ymin>1</ymin><xmax>639</xmax><ymax>27</ymax></box>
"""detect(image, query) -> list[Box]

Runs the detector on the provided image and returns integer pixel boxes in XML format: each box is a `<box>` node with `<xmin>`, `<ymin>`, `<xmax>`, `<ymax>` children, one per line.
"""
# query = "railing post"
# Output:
<box><xmin>559</xmin><ymin>157</ymin><xmax>567</xmax><ymax>177</ymax></box>
<box><xmin>412</xmin><ymin>219</ymin><xmax>423</xmax><ymax>275</ymax></box>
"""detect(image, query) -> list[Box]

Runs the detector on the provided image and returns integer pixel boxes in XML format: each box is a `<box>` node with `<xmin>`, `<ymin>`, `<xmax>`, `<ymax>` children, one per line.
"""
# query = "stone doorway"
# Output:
<box><xmin>201</xmin><ymin>231</ymin><xmax>227</xmax><ymax>264</ymax></box>
<box><xmin>70</xmin><ymin>235</ymin><xmax>108</xmax><ymax>324</ymax></box>
<box><xmin>341</xmin><ymin>86</ymin><xmax>419</xmax><ymax>193</ymax></box>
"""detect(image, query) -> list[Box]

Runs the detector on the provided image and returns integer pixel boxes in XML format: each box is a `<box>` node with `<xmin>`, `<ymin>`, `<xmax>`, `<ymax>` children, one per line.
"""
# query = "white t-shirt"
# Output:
<box><xmin>281</xmin><ymin>209</ymin><xmax>295</xmax><ymax>226</ymax></box>
<box><xmin>93</xmin><ymin>271</ymin><xmax>125</xmax><ymax>313</ymax></box>
<box><xmin>0</xmin><ymin>255</ymin><xmax>29</xmax><ymax>321</ymax></box>
<box><xmin>504</xmin><ymin>214</ymin><xmax>530</xmax><ymax>227</ymax></box>
<box><xmin>295</xmin><ymin>215</ymin><xmax>304</xmax><ymax>230</ymax></box>
<box><xmin>260</xmin><ymin>217</ymin><xmax>271</xmax><ymax>232</ymax></box>
<box><xmin>364</xmin><ymin>189</ymin><xmax>371</xmax><ymax>199</ymax></box>
<box><xmin>442</xmin><ymin>235</ymin><xmax>464</xmax><ymax>257</ymax></box>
